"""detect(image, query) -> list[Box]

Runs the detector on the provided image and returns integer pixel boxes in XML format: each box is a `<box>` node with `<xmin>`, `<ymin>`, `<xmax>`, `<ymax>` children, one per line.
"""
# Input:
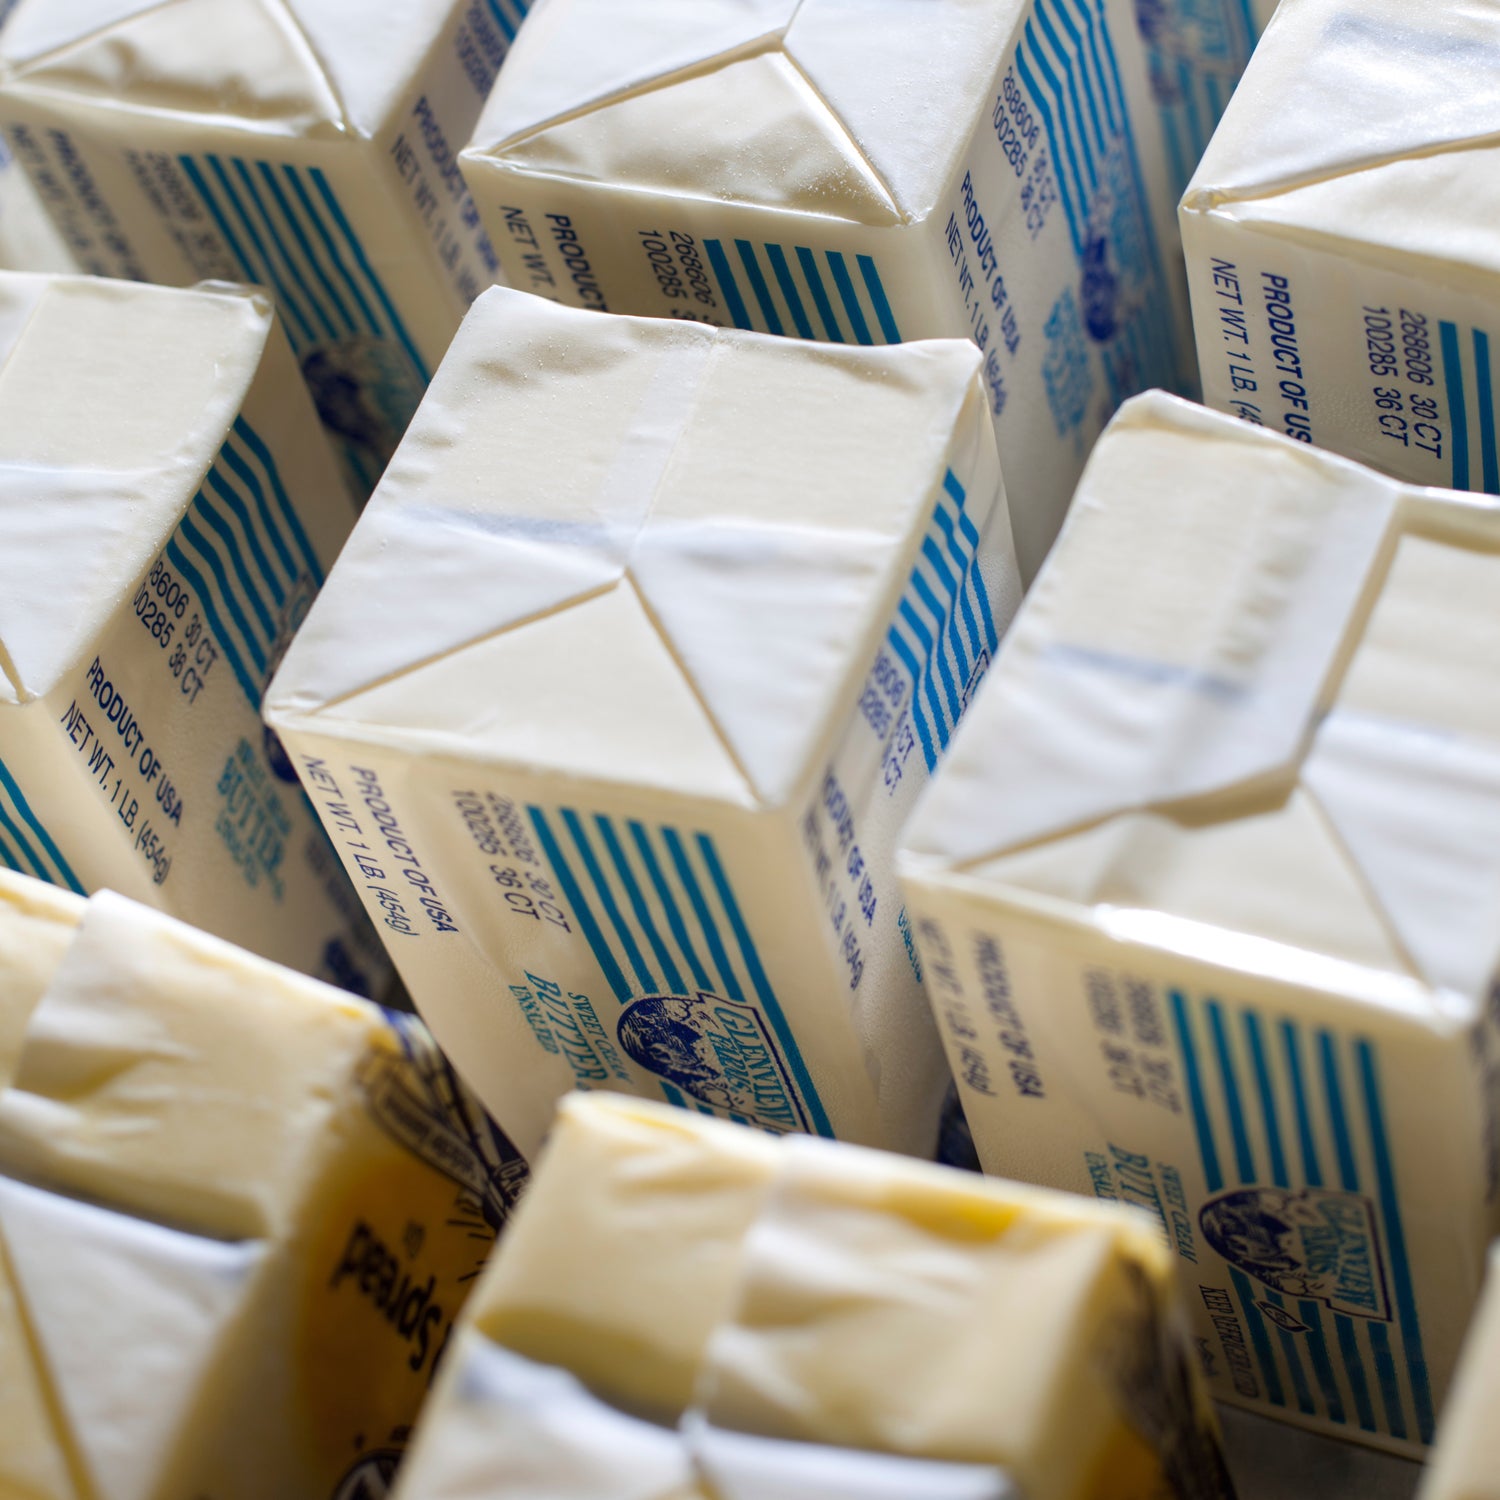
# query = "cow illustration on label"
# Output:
<box><xmin>1198</xmin><ymin>1187</ymin><xmax>1392</xmax><ymax>1320</ymax></box>
<box><xmin>617</xmin><ymin>992</ymin><xmax>811</xmax><ymax>1134</ymax></box>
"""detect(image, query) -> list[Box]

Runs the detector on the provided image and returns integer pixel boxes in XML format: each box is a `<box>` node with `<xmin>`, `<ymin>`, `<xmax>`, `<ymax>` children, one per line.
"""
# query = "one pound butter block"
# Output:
<box><xmin>0</xmin><ymin>271</ymin><xmax>384</xmax><ymax>991</ymax></box>
<box><xmin>1418</xmin><ymin>1245</ymin><xmax>1500</xmax><ymax>1500</ymax></box>
<box><xmin>899</xmin><ymin>390</ymin><xmax>1500</xmax><ymax>1455</ymax></box>
<box><xmin>266</xmin><ymin>286</ymin><xmax>1022</xmax><ymax>1160</ymax></box>
<box><xmin>393</xmin><ymin>1092</ymin><xmax>1232</xmax><ymax>1500</ymax></box>
<box><xmin>458</xmin><ymin>0</ymin><xmax>1192</xmax><ymax>579</ymax></box>
<box><xmin>0</xmin><ymin>0</ymin><xmax>531</xmax><ymax>493</ymax></box>
<box><xmin>0</xmin><ymin>890</ymin><xmax>528</xmax><ymax>1500</ymax></box>
<box><xmin>1182</xmin><ymin>0</ymin><xmax>1500</xmax><ymax>497</ymax></box>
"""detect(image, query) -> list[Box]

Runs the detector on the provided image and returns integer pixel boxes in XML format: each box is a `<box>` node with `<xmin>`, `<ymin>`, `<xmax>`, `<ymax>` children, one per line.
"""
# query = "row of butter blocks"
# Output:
<box><xmin>0</xmin><ymin>0</ymin><xmax>1283</xmax><ymax>572</ymax></box>
<box><xmin>0</xmin><ymin>864</ymin><xmax>1229</xmax><ymax>1499</ymax></box>
<box><xmin>9</xmin><ymin>249</ymin><xmax>1500</xmax><ymax>1472</ymax></box>
<box><xmin>0</xmin><ymin>0</ymin><xmax>1488</xmax><ymax>578</ymax></box>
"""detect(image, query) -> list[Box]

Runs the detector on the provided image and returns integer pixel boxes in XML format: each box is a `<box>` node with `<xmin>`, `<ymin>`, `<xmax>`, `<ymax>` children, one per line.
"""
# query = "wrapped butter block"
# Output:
<box><xmin>458</xmin><ymin>0</ymin><xmax>1192</xmax><ymax>579</ymax></box>
<box><xmin>1182</xmin><ymin>0</ymin><xmax>1500</xmax><ymax>497</ymax></box>
<box><xmin>0</xmin><ymin>889</ymin><xmax>528</xmax><ymax>1500</ymax></box>
<box><xmin>394</xmin><ymin>1092</ymin><xmax>1231</xmax><ymax>1500</ymax></box>
<box><xmin>1418</xmin><ymin>1245</ymin><xmax>1500</xmax><ymax>1500</ymax></box>
<box><xmin>0</xmin><ymin>0</ymin><xmax>529</xmax><ymax>493</ymax></box>
<box><xmin>266</xmin><ymin>286</ymin><xmax>1023</xmax><ymax>1160</ymax></box>
<box><xmin>0</xmin><ymin>270</ymin><xmax>385</xmax><ymax>990</ymax></box>
<box><xmin>899</xmin><ymin>389</ymin><xmax>1500</xmax><ymax>1455</ymax></box>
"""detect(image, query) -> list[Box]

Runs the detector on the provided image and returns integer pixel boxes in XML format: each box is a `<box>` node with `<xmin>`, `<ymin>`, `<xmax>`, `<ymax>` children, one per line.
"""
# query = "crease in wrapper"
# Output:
<box><xmin>459</xmin><ymin>0</ymin><xmax>1197</xmax><ymax>580</ymax></box>
<box><xmin>0</xmin><ymin>889</ymin><xmax>529</xmax><ymax>1499</ymax></box>
<box><xmin>266</xmin><ymin>287</ymin><xmax>1024</xmax><ymax>1159</ymax></box>
<box><xmin>899</xmin><ymin>389</ymin><xmax>1500</xmax><ymax>1455</ymax></box>
<box><xmin>0</xmin><ymin>0</ymin><xmax>531</xmax><ymax>492</ymax></box>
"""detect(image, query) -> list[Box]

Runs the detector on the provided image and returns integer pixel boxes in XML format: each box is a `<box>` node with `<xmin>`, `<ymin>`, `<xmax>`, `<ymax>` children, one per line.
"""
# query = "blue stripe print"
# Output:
<box><xmin>1014</xmin><ymin>27</ymin><xmax>1084</xmax><ymax>255</ymax></box>
<box><xmin>858</xmin><ymin>256</ymin><xmax>901</xmax><ymax>343</ymax></box>
<box><xmin>528</xmin><ymin>808</ymin><xmax>831</xmax><ymax>1136</ymax></box>
<box><xmin>1318</xmin><ymin>1031</ymin><xmax>1359</xmax><ymax>1192</ymax></box>
<box><xmin>1441</xmin><ymin>321</ymin><xmax>1470</xmax><ymax>490</ymax></box>
<box><xmin>1357</xmin><ymin>1042</ymin><xmax>1433</xmax><ymax>1443</ymax></box>
<box><xmin>1229</xmin><ymin>1267</ymin><xmax>1287</xmax><ymax>1407</ymax></box>
<box><xmin>0</xmin><ymin>756</ymin><xmax>85</xmax><ymax>894</ymax></box>
<box><xmin>1337</xmin><ymin>1310</ymin><xmax>1379</xmax><ymax>1432</ymax></box>
<box><xmin>704</xmin><ymin>239</ymin><xmax>753</xmax><ymax>331</ymax></box>
<box><xmin>765</xmin><ymin>244</ymin><xmax>814</xmax><ymax>340</ymax></box>
<box><xmin>1033</xmin><ymin>1</ymin><xmax>1101</xmax><ymax>187</ymax></box>
<box><xmin>944</xmin><ymin>470</ymin><xmax>997</xmax><ymax>651</ymax></box>
<box><xmin>736</xmin><ymin>239</ymin><xmax>784</xmax><ymax>336</ymax></box>
<box><xmin>232</xmin><ymin>418</ymin><xmax>324</xmax><ymax>586</ymax></box>
<box><xmin>796</xmin><ymin>246</ymin><xmax>845</xmax><ymax>343</ymax></box>
<box><xmin>826</xmin><ymin>252</ymin><xmax>872</xmax><ymax>344</ymax></box>
<box><xmin>1170</xmin><ymin>990</ymin><xmax>1223</xmax><ymax>1192</ymax></box>
<box><xmin>1474</xmin><ymin>330</ymin><xmax>1498</xmax><ymax>494</ymax></box>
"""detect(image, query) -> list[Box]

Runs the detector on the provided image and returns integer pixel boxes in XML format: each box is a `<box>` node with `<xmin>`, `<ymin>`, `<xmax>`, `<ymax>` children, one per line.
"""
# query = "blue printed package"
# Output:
<box><xmin>0</xmin><ymin>888</ymin><xmax>527</xmax><ymax>1499</ymax></box>
<box><xmin>1182</xmin><ymin>0</ymin><xmax>1500</xmax><ymax>495</ymax></box>
<box><xmin>0</xmin><ymin>270</ymin><xmax>386</xmax><ymax>992</ymax></box>
<box><xmin>899</xmin><ymin>390</ymin><xmax>1500</xmax><ymax>1456</ymax></box>
<box><xmin>457</xmin><ymin>0</ymin><xmax>1194</xmax><ymax>582</ymax></box>
<box><xmin>0</xmin><ymin>0</ymin><xmax>528</xmax><ymax>495</ymax></box>
<box><xmin>265</xmin><ymin>286</ymin><xmax>1023</xmax><ymax>1160</ymax></box>
<box><xmin>1130</xmin><ymin>0</ymin><xmax>1272</xmax><ymax>201</ymax></box>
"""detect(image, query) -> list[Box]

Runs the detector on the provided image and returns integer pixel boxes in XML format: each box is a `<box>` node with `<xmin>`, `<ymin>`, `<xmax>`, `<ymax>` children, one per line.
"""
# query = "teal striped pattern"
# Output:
<box><xmin>1013</xmin><ymin>0</ymin><xmax>1178</xmax><ymax>397</ymax></box>
<box><xmin>482</xmin><ymin>0</ymin><xmax>531</xmax><ymax>42</ymax></box>
<box><xmin>1439</xmin><ymin>322</ymin><xmax>1500</xmax><ymax>496</ymax></box>
<box><xmin>886</xmin><ymin>470</ymin><xmax>997</xmax><ymax>774</ymax></box>
<box><xmin>163</xmin><ymin>416</ymin><xmax>321</xmax><ymax>710</ymax></box>
<box><xmin>703</xmin><ymin>239</ymin><xmax>902</xmax><ymax>345</ymax></box>
<box><xmin>1171</xmin><ymin>993</ymin><xmax>1433</xmax><ymax>1443</ymax></box>
<box><xmin>527</xmin><ymin>806</ymin><xmax>833</xmax><ymax>1137</ymax></box>
<box><xmin>0</xmin><ymin>754</ymin><xmax>85</xmax><ymax>894</ymax></box>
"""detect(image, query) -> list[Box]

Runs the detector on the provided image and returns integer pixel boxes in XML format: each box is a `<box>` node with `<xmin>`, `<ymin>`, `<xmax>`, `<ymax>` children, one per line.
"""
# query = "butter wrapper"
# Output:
<box><xmin>0</xmin><ymin>0</ymin><xmax>530</xmax><ymax>491</ymax></box>
<box><xmin>0</xmin><ymin>890</ymin><xmax>528</xmax><ymax>1500</ymax></box>
<box><xmin>900</xmin><ymin>390</ymin><xmax>1500</xmax><ymax>1455</ymax></box>
<box><xmin>459</xmin><ymin>0</ymin><xmax>1193</xmax><ymax>579</ymax></box>
<box><xmin>392</xmin><ymin>1093</ymin><xmax>1230</xmax><ymax>1500</ymax></box>
<box><xmin>1183</xmin><ymin>0</ymin><xmax>1500</xmax><ymax>498</ymax></box>
<box><xmin>266</xmin><ymin>286</ymin><xmax>1022</xmax><ymax>1160</ymax></box>
<box><xmin>0</xmin><ymin>270</ymin><xmax>382</xmax><ymax>989</ymax></box>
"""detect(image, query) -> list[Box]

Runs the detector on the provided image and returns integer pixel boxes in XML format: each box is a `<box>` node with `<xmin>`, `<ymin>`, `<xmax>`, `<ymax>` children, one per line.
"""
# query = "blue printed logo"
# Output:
<box><xmin>617</xmin><ymin>991</ymin><xmax>811</xmax><ymax>1134</ymax></box>
<box><xmin>330</xmin><ymin>1449</ymin><xmax>399</xmax><ymax>1499</ymax></box>
<box><xmin>302</xmin><ymin>335</ymin><xmax>424</xmax><ymax>473</ymax></box>
<box><xmin>1199</xmin><ymin>1187</ymin><xmax>1392</xmax><ymax>1321</ymax></box>
<box><xmin>1081</xmin><ymin>235</ymin><xmax>1119</xmax><ymax>342</ymax></box>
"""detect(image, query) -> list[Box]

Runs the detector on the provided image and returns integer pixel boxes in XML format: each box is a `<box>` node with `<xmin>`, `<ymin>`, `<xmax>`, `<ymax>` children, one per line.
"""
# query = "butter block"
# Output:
<box><xmin>0</xmin><ymin>889</ymin><xmax>528</xmax><ymax>1500</ymax></box>
<box><xmin>394</xmin><ymin>1092</ymin><xmax>1230</xmax><ymax>1500</ymax></box>
<box><xmin>0</xmin><ymin>127</ymin><xmax>71</xmax><ymax>271</ymax></box>
<box><xmin>0</xmin><ymin>0</ymin><xmax>528</xmax><ymax>493</ymax></box>
<box><xmin>1182</xmin><ymin>0</ymin><xmax>1500</xmax><ymax>494</ymax></box>
<box><xmin>1419</xmin><ymin>1245</ymin><xmax>1500</xmax><ymax>1500</ymax></box>
<box><xmin>899</xmin><ymin>389</ymin><xmax>1500</xmax><ymax>1455</ymax></box>
<box><xmin>266</xmin><ymin>285</ymin><xmax>1023</xmax><ymax>1160</ymax></box>
<box><xmin>458</xmin><ymin>0</ymin><xmax>1192</xmax><ymax>580</ymax></box>
<box><xmin>0</xmin><ymin>270</ymin><xmax>384</xmax><ymax>990</ymax></box>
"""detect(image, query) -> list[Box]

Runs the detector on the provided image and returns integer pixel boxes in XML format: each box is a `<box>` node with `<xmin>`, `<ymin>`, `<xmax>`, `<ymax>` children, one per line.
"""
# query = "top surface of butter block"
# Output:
<box><xmin>1185</xmin><ymin>0</ymin><xmax>1500</xmax><ymax>264</ymax></box>
<box><xmin>269</xmin><ymin>285</ymin><xmax>988</xmax><ymax>810</ymax></box>
<box><xmin>903</xmin><ymin>389</ymin><xmax>1500</xmax><ymax>1012</ymax></box>
<box><xmin>0</xmin><ymin>887</ymin><xmax>388</xmax><ymax>1240</ymax></box>
<box><xmin>0</xmin><ymin>0</ymin><xmax>484</xmax><ymax>139</ymax></box>
<box><xmin>0</xmin><ymin>271</ymin><xmax>272</xmax><ymax>705</ymax></box>
<box><xmin>466</xmin><ymin>0</ymin><xmax>1031</xmax><ymax>224</ymax></box>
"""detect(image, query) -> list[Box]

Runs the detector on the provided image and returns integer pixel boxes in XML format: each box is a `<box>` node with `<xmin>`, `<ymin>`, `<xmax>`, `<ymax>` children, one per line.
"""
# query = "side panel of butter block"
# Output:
<box><xmin>0</xmin><ymin>0</ymin><xmax>525</xmax><ymax>491</ymax></box>
<box><xmin>462</xmin><ymin>0</ymin><xmax>1189</xmax><ymax>579</ymax></box>
<box><xmin>0</xmin><ymin>126</ymin><xmax>71</xmax><ymax>271</ymax></box>
<box><xmin>275</xmin><ymin>391</ymin><xmax>1017</xmax><ymax>1160</ymax></box>
<box><xmin>0</xmin><ymin>284</ymin><xmax>384</xmax><ymax>989</ymax></box>
<box><xmin>898</xmin><ymin>877</ymin><xmax>1489</xmax><ymax>1459</ymax></box>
